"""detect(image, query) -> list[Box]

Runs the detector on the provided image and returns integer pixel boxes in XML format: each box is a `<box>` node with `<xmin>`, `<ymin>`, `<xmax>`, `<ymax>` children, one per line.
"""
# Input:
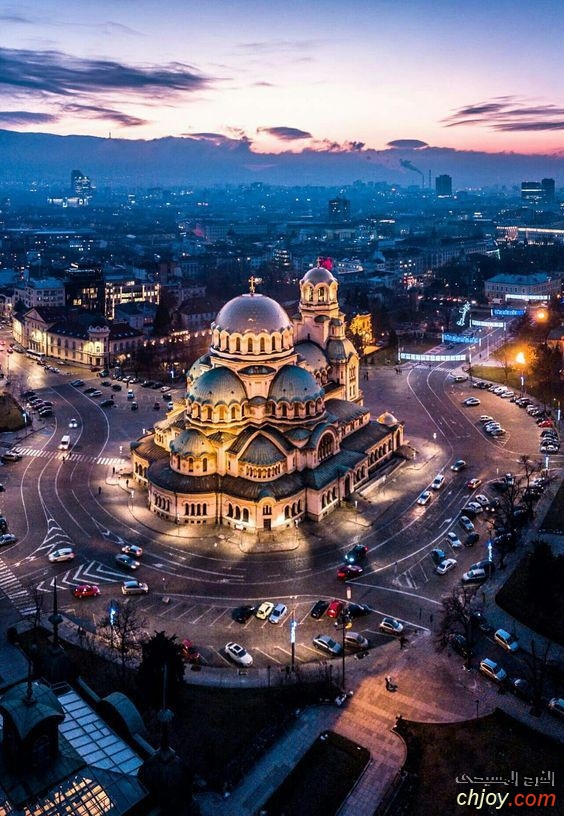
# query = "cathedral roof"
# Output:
<box><xmin>301</xmin><ymin>265</ymin><xmax>337</xmax><ymax>286</ymax></box>
<box><xmin>0</xmin><ymin>682</ymin><xmax>64</xmax><ymax>741</ymax></box>
<box><xmin>239</xmin><ymin>435</ymin><xmax>286</xmax><ymax>466</ymax></box>
<box><xmin>268</xmin><ymin>364</ymin><xmax>324</xmax><ymax>403</ymax></box>
<box><xmin>170</xmin><ymin>428</ymin><xmax>215</xmax><ymax>456</ymax></box>
<box><xmin>295</xmin><ymin>341</ymin><xmax>328</xmax><ymax>371</ymax></box>
<box><xmin>187</xmin><ymin>353</ymin><xmax>211</xmax><ymax>382</ymax></box>
<box><xmin>213</xmin><ymin>293</ymin><xmax>292</xmax><ymax>335</ymax></box>
<box><xmin>377</xmin><ymin>411</ymin><xmax>399</xmax><ymax>427</ymax></box>
<box><xmin>188</xmin><ymin>366</ymin><xmax>247</xmax><ymax>406</ymax></box>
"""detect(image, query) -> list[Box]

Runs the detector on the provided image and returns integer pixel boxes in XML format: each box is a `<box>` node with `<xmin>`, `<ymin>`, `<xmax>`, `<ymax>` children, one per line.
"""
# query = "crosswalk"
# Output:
<box><xmin>10</xmin><ymin>446</ymin><xmax>124</xmax><ymax>466</ymax></box>
<box><xmin>0</xmin><ymin>559</ymin><xmax>36</xmax><ymax>616</ymax></box>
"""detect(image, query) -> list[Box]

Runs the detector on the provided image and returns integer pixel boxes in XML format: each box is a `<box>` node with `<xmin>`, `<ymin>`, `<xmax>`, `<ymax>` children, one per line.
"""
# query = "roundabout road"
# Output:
<box><xmin>1</xmin><ymin>343</ymin><xmax>560</xmax><ymax>669</ymax></box>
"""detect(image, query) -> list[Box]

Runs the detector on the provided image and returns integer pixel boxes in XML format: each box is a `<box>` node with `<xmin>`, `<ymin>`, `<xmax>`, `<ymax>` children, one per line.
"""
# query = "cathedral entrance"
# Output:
<box><xmin>263</xmin><ymin>518</ymin><xmax>272</xmax><ymax>531</ymax></box>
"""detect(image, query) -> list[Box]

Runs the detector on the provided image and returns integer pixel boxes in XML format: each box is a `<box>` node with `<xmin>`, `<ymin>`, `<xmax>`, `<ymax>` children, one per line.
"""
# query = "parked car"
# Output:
<box><xmin>326</xmin><ymin>599</ymin><xmax>345</xmax><ymax>619</ymax></box>
<box><xmin>0</xmin><ymin>533</ymin><xmax>17</xmax><ymax>546</ymax></box>
<box><xmin>269</xmin><ymin>603</ymin><xmax>288</xmax><ymax>624</ymax></box>
<box><xmin>1</xmin><ymin>450</ymin><xmax>22</xmax><ymax>463</ymax></box>
<box><xmin>548</xmin><ymin>698</ymin><xmax>564</xmax><ymax>718</ymax></box>
<box><xmin>346</xmin><ymin>602</ymin><xmax>373</xmax><ymax>618</ymax></box>
<box><xmin>255</xmin><ymin>601</ymin><xmax>274</xmax><ymax>620</ymax></box>
<box><xmin>461</xmin><ymin>568</ymin><xmax>487</xmax><ymax>584</ymax></box>
<box><xmin>48</xmin><ymin>547</ymin><xmax>75</xmax><ymax>562</ymax></box>
<box><xmin>435</xmin><ymin>558</ymin><xmax>457</xmax><ymax>575</ymax></box>
<box><xmin>310</xmin><ymin>600</ymin><xmax>330</xmax><ymax>619</ymax></box>
<box><xmin>446</xmin><ymin>532</ymin><xmax>462</xmax><ymax>549</ymax></box>
<box><xmin>100</xmin><ymin>399</ymin><xmax>115</xmax><ymax>408</ymax></box>
<box><xmin>463</xmin><ymin>397</ymin><xmax>481</xmax><ymax>406</ymax></box>
<box><xmin>450</xmin><ymin>633</ymin><xmax>470</xmax><ymax>658</ymax></box>
<box><xmin>379</xmin><ymin>617</ymin><xmax>404</xmax><ymax>635</ymax></box>
<box><xmin>431</xmin><ymin>547</ymin><xmax>447</xmax><ymax>565</ymax></box>
<box><xmin>225</xmin><ymin>641</ymin><xmax>253</xmax><ymax>666</ymax></box>
<box><xmin>313</xmin><ymin>634</ymin><xmax>343</xmax><ymax>656</ymax></box>
<box><xmin>479</xmin><ymin>658</ymin><xmax>507</xmax><ymax>684</ymax></box>
<box><xmin>72</xmin><ymin>584</ymin><xmax>100</xmax><ymax>599</ymax></box>
<box><xmin>344</xmin><ymin>543</ymin><xmax>368</xmax><ymax>564</ymax></box>
<box><xmin>181</xmin><ymin>639</ymin><xmax>201</xmax><ymax>664</ymax></box>
<box><xmin>344</xmin><ymin>631</ymin><xmax>369</xmax><ymax>650</ymax></box>
<box><xmin>470</xmin><ymin>559</ymin><xmax>495</xmax><ymax>575</ymax></box>
<box><xmin>494</xmin><ymin>628</ymin><xmax>519</xmax><ymax>653</ymax></box>
<box><xmin>510</xmin><ymin>678</ymin><xmax>533</xmax><ymax>703</ymax></box>
<box><xmin>115</xmin><ymin>553</ymin><xmax>140</xmax><ymax>570</ymax></box>
<box><xmin>121</xmin><ymin>579</ymin><xmax>149</xmax><ymax>595</ymax></box>
<box><xmin>232</xmin><ymin>605</ymin><xmax>257</xmax><ymax>623</ymax></box>
<box><xmin>459</xmin><ymin>515</ymin><xmax>475</xmax><ymax>533</ymax></box>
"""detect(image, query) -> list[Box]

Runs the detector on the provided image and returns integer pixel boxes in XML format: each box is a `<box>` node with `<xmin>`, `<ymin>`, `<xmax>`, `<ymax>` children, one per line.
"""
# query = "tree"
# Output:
<box><xmin>436</xmin><ymin>586</ymin><xmax>480</xmax><ymax>669</ymax></box>
<box><xmin>521</xmin><ymin>638</ymin><xmax>552</xmax><ymax>717</ymax></box>
<box><xmin>137</xmin><ymin>630</ymin><xmax>185</xmax><ymax>708</ymax></box>
<box><xmin>97</xmin><ymin>600</ymin><xmax>147</xmax><ymax>685</ymax></box>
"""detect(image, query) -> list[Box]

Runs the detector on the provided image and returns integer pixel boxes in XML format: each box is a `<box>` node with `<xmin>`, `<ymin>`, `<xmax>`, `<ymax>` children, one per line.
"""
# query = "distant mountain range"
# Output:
<box><xmin>1</xmin><ymin>129</ymin><xmax>562</xmax><ymax>190</ymax></box>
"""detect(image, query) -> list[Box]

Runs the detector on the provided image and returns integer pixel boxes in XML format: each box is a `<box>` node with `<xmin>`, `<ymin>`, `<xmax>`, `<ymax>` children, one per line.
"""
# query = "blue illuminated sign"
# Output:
<box><xmin>492</xmin><ymin>308</ymin><xmax>525</xmax><ymax>317</ymax></box>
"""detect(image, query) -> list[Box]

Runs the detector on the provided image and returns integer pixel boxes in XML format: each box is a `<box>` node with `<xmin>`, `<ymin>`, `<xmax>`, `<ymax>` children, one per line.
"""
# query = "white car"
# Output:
<box><xmin>435</xmin><ymin>558</ymin><xmax>457</xmax><ymax>575</ymax></box>
<box><xmin>431</xmin><ymin>474</ymin><xmax>445</xmax><ymax>490</ymax></box>
<box><xmin>465</xmin><ymin>501</ymin><xmax>483</xmax><ymax>514</ymax></box>
<box><xmin>121</xmin><ymin>579</ymin><xmax>149</xmax><ymax>595</ymax></box>
<box><xmin>474</xmin><ymin>494</ymin><xmax>490</xmax><ymax>507</ymax></box>
<box><xmin>379</xmin><ymin>617</ymin><xmax>404</xmax><ymax>635</ymax></box>
<box><xmin>269</xmin><ymin>603</ymin><xmax>288</xmax><ymax>624</ymax></box>
<box><xmin>417</xmin><ymin>490</ymin><xmax>432</xmax><ymax>506</ymax></box>
<box><xmin>479</xmin><ymin>415</ymin><xmax>494</xmax><ymax>423</ymax></box>
<box><xmin>446</xmin><ymin>531</ymin><xmax>463</xmax><ymax>549</ymax></box>
<box><xmin>225</xmin><ymin>641</ymin><xmax>253</xmax><ymax>666</ymax></box>
<box><xmin>479</xmin><ymin>658</ymin><xmax>507</xmax><ymax>684</ymax></box>
<box><xmin>48</xmin><ymin>547</ymin><xmax>75</xmax><ymax>562</ymax></box>
<box><xmin>463</xmin><ymin>397</ymin><xmax>480</xmax><ymax>406</ymax></box>
<box><xmin>494</xmin><ymin>628</ymin><xmax>519</xmax><ymax>653</ymax></box>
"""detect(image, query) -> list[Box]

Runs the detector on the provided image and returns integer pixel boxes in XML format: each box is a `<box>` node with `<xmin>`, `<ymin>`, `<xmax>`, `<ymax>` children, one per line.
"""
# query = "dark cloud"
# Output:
<box><xmin>259</xmin><ymin>126</ymin><xmax>312</xmax><ymax>141</ymax></box>
<box><xmin>0</xmin><ymin>47</ymin><xmax>212</xmax><ymax>98</ymax></box>
<box><xmin>0</xmin><ymin>110</ymin><xmax>57</xmax><ymax>124</ymax></box>
<box><xmin>400</xmin><ymin>159</ymin><xmax>424</xmax><ymax>175</ymax></box>
<box><xmin>444</xmin><ymin>97</ymin><xmax>564</xmax><ymax>132</ymax></box>
<box><xmin>387</xmin><ymin>139</ymin><xmax>428</xmax><ymax>149</ymax></box>
<box><xmin>184</xmin><ymin>132</ymin><xmax>252</xmax><ymax>149</ymax></box>
<box><xmin>61</xmin><ymin>103</ymin><xmax>147</xmax><ymax>127</ymax></box>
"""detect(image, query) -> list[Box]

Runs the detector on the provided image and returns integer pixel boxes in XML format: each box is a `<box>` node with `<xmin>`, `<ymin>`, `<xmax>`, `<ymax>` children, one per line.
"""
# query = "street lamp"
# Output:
<box><xmin>290</xmin><ymin>599</ymin><xmax>297</xmax><ymax>671</ymax></box>
<box><xmin>515</xmin><ymin>351</ymin><xmax>526</xmax><ymax>395</ymax></box>
<box><xmin>335</xmin><ymin>610</ymin><xmax>352</xmax><ymax>689</ymax></box>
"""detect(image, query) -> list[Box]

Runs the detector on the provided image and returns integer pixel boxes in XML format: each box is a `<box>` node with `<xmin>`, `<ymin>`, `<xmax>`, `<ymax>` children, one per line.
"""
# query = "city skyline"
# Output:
<box><xmin>1</xmin><ymin>1</ymin><xmax>563</xmax><ymax>187</ymax></box>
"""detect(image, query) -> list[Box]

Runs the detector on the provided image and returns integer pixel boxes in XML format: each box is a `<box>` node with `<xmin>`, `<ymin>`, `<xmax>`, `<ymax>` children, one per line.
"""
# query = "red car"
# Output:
<box><xmin>326</xmin><ymin>599</ymin><xmax>345</xmax><ymax>619</ymax></box>
<box><xmin>538</xmin><ymin>420</ymin><xmax>554</xmax><ymax>428</ymax></box>
<box><xmin>337</xmin><ymin>564</ymin><xmax>364</xmax><ymax>580</ymax></box>
<box><xmin>181</xmin><ymin>639</ymin><xmax>201</xmax><ymax>664</ymax></box>
<box><xmin>72</xmin><ymin>584</ymin><xmax>101</xmax><ymax>599</ymax></box>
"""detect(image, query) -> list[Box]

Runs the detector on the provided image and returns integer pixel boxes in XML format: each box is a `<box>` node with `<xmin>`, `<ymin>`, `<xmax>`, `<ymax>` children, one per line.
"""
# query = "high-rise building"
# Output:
<box><xmin>521</xmin><ymin>181</ymin><xmax>543</xmax><ymax>204</ymax></box>
<box><xmin>70</xmin><ymin>169</ymin><xmax>94</xmax><ymax>203</ymax></box>
<box><xmin>328</xmin><ymin>197</ymin><xmax>351</xmax><ymax>222</ymax></box>
<box><xmin>542</xmin><ymin>178</ymin><xmax>556</xmax><ymax>205</ymax></box>
<box><xmin>435</xmin><ymin>175</ymin><xmax>452</xmax><ymax>197</ymax></box>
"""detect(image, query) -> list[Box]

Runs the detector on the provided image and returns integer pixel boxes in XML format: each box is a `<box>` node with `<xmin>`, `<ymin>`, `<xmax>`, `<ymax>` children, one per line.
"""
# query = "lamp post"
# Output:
<box><xmin>290</xmin><ymin>598</ymin><xmax>297</xmax><ymax>671</ymax></box>
<box><xmin>515</xmin><ymin>351</ymin><xmax>526</xmax><ymax>396</ymax></box>
<box><xmin>335</xmin><ymin>610</ymin><xmax>352</xmax><ymax>689</ymax></box>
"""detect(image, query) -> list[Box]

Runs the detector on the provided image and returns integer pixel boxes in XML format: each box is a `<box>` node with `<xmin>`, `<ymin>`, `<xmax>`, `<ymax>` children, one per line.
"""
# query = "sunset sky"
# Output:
<box><xmin>1</xmin><ymin>0</ymin><xmax>563</xmax><ymax>159</ymax></box>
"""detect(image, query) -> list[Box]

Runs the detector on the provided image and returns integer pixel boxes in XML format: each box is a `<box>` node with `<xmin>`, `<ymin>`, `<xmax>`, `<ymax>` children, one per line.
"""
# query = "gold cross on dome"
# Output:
<box><xmin>249</xmin><ymin>275</ymin><xmax>256</xmax><ymax>294</ymax></box>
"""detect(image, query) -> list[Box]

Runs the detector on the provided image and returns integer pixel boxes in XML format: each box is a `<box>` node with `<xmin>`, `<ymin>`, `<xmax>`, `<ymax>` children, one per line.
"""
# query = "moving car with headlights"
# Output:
<box><xmin>344</xmin><ymin>543</ymin><xmax>368</xmax><ymax>564</ymax></box>
<box><xmin>0</xmin><ymin>533</ymin><xmax>17</xmax><ymax>546</ymax></box>
<box><xmin>337</xmin><ymin>564</ymin><xmax>364</xmax><ymax>580</ymax></box>
<box><xmin>431</xmin><ymin>474</ymin><xmax>445</xmax><ymax>490</ymax></box>
<box><xmin>451</xmin><ymin>459</ymin><xmax>467</xmax><ymax>472</ymax></box>
<box><xmin>121</xmin><ymin>544</ymin><xmax>143</xmax><ymax>558</ymax></box>
<box><xmin>417</xmin><ymin>490</ymin><xmax>432</xmax><ymax>506</ymax></box>
<box><xmin>115</xmin><ymin>553</ymin><xmax>140</xmax><ymax>570</ymax></box>
<box><xmin>48</xmin><ymin>547</ymin><xmax>75</xmax><ymax>562</ymax></box>
<box><xmin>466</xmin><ymin>478</ymin><xmax>482</xmax><ymax>490</ymax></box>
<box><xmin>225</xmin><ymin>641</ymin><xmax>253</xmax><ymax>666</ymax></box>
<box><xmin>72</xmin><ymin>584</ymin><xmax>101</xmax><ymax>599</ymax></box>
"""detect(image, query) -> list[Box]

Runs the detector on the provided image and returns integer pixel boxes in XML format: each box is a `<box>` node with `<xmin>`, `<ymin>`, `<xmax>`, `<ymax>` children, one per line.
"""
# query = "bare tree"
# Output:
<box><xmin>436</xmin><ymin>587</ymin><xmax>481</xmax><ymax>669</ymax></box>
<box><xmin>522</xmin><ymin>639</ymin><xmax>552</xmax><ymax>717</ymax></box>
<box><xmin>97</xmin><ymin>600</ymin><xmax>147</xmax><ymax>685</ymax></box>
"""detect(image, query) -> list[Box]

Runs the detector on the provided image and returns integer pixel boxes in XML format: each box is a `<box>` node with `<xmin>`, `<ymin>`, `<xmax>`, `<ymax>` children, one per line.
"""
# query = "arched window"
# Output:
<box><xmin>242</xmin><ymin>508</ymin><xmax>249</xmax><ymax>522</ymax></box>
<box><xmin>284</xmin><ymin>506</ymin><xmax>290</xmax><ymax>519</ymax></box>
<box><xmin>305</xmin><ymin>285</ymin><xmax>313</xmax><ymax>302</ymax></box>
<box><xmin>318</xmin><ymin>286</ymin><xmax>327</xmax><ymax>302</ymax></box>
<box><xmin>188</xmin><ymin>457</ymin><xmax>194</xmax><ymax>473</ymax></box>
<box><xmin>218</xmin><ymin>406</ymin><xmax>226</xmax><ymax>422</ymax></box>
<box><xmin>247</xmin><ymin>337</ymin><xmax>253</xmax><ymax>354</ymax></box>
<box><xmin>228</xmin><ymin>503</ymin><xmax>233</xmax><ymax>517</ymax></box>
<box><xmin>235</xmin><ymin>337</ymin><xmax>241</xmax><ymax>353</ymax></box>
<box><xmin>202</xmin><ymin>457</ymin><xmax>208</xmax><ymax>472</ymax></box>
<box><xmin>235</xmin><ymin>506</ymin><xmax>241</xmax><ymax>520</ymax></box>
<box><xmin>230</xmin><ymin>406</ymin><xmax>237</xmax><ymax>421</ymax></box>
<box><xmin>260</xmin><ymin>337</ymin><xmax>266</xmax><ymax>353</ymax></box>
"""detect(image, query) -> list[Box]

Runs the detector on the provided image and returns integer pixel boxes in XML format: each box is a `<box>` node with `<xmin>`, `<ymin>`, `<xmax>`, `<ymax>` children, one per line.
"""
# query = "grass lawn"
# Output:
<box><xmin>259</xmin><ymin>730</ymin><xmax>370</xmax><ymax>816</ymax></box>
<box><xmin>394</xmin><ymin>709</ymin><xmax>563</xmax><ymax>815</ymax></box>
<box><xmin>496</xmin><ymin>553</ymin><xmax>564</xmax><ymax>647</ymax></box>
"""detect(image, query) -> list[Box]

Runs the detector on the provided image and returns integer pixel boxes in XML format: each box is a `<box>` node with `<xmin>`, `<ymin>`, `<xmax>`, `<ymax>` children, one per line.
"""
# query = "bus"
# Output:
<box><xmin>26</xmin><ymin>349</ymin><xmax>45</xmax><ymax>364</ymax></box>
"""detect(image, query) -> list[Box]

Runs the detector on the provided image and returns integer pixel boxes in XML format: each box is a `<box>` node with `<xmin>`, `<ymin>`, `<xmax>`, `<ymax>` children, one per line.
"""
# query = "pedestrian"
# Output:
<box><xmin>112</xmin><ymin>466</ymin><xmax>115</xmax><ymax>475</ymax></box>
<box><xmin>400</xmin><ymin>635</ymin><xmax>408</xmax><ymax>650</ymax></box>
<box><xmin>62</xmin><ymin>455</ymin><xmax>65</xmax><ymax>462</ymax></box>
<box><xmin>126</xmin><ymin>478</ymin><xmax>129</xmax><ymax>488</ymax></box>
<box><xmin>98</xmin><ymin>485</ymin><xmax>102</xmax><ymax>496</ymax></box>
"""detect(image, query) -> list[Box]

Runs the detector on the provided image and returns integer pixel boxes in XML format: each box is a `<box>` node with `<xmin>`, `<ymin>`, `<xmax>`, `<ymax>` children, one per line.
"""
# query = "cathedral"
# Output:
<box><xmin>131</xmin><ymin>263</ymin><xmax>404</xmax><ymax>532</ymax></box>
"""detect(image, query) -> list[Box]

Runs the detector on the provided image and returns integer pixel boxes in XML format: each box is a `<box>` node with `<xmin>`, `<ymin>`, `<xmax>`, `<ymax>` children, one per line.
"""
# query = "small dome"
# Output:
<box><xmin>301</xmin><ymin>265</ymin><xmax>337</xmax><ymax>286</ymax></box>
<box><xmin>377</xmin><ymin>411</ymin><xmax>398</xmax><ymax>427</ymax></box>
<box><xmin>295</xmin><ymin>341</ymin><xmax>328</xmax><ymax>371</ymax></box>
<box><xmin>186</xmin><ymin>354</ymin><xmax>211</xmax><ymax>383</ymax></box>
<box><xmin>188</xmin><ymin>367</ymin><xmax>247</xmax><ymax>406</ymax></box>
<box><xmin>326</xmin><ymin>338</ymin><xmax>357</xmax><ymax>361</ymax></box>
<box><xmin>213</xmin><ymin>293</ymin><xmax>292</xmax><ymax>335</ymax></box>
<box><xmin>170</xmin><ymin>429</ymin><xmax>215</xmax><ymax>456</ymax></box>
<box><xmin>269</xmin><ymin>364</ymin><xmax>324</xmax><ymax>403</ymax></box>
